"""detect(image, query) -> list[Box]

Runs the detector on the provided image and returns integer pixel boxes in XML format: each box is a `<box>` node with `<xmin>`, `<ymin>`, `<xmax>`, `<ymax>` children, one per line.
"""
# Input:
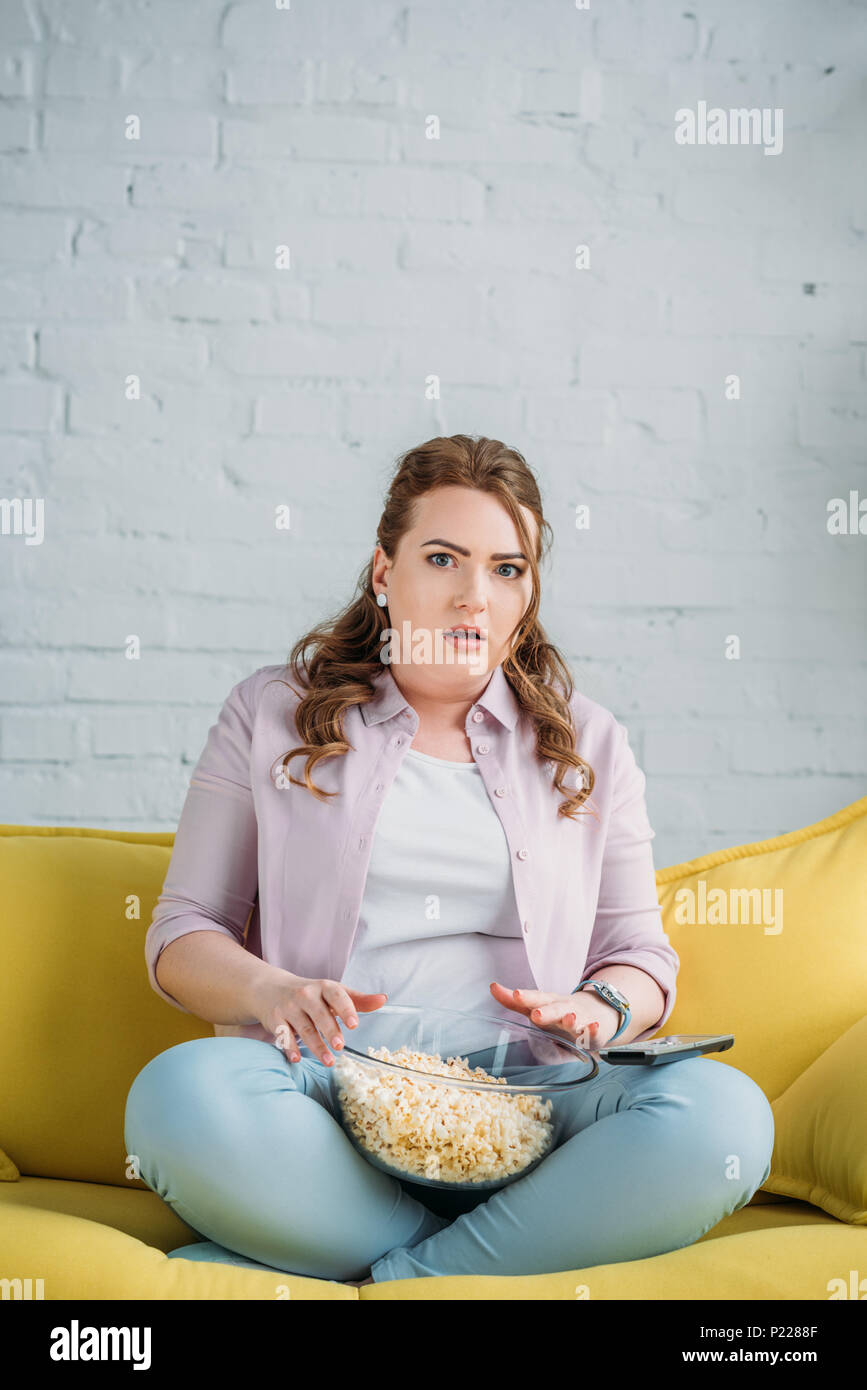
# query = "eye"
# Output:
<box><xmin>427</xmin><ymin>553</ymin><xmax>525</xmax><ymax>579</ymax></box>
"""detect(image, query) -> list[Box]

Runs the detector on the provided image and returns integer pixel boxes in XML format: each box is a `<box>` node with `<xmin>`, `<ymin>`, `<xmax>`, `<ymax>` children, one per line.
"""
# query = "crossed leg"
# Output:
<box><xmin>124</xmin><ymin>1036</ymin><xmax>773</xmax><ymax>1285</ymax></box>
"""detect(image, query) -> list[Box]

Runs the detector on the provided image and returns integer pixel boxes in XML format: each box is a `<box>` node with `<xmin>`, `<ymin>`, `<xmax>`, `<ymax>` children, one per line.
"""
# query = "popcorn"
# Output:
<box><xmin>332</xmin><ymin>1044</ymin><xmax>554</xmax><ymax>1185</ymax></box>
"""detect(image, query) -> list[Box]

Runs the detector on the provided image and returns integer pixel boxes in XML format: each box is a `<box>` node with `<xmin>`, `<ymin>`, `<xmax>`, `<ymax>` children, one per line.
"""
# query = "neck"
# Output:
<box><xmin>388</xmin><ymin>664</ymin><xmax>492</xmax><ymax>733</ymax></box>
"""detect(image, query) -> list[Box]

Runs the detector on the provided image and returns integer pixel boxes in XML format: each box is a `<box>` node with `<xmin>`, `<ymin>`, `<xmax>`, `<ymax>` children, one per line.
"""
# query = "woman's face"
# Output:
<box><xmin>373</xmin><ymin>486</ymin><xmax>537</xmax><ymax>688</ymax></box>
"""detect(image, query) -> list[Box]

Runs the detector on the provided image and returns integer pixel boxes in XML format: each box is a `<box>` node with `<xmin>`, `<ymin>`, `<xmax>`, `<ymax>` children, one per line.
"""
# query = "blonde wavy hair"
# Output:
<box><xmin>268</xmin><ymin>434</ymin><xmax>597</xmax><ymax>821</ymax></box>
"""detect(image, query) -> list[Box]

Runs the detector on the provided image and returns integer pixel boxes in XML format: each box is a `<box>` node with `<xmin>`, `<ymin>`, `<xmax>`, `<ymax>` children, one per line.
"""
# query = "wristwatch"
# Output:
<box><xmin>572</xmin><ymin>978</ymin><xmax>631</xmax><ymax>1042</ymax></box>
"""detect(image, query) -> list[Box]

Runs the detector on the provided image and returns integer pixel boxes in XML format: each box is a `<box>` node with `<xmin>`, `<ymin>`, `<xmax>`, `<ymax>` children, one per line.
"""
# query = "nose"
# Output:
<box><xmin>455</xmin><ymin>586</ymin><xmax>488</xmax><ymax>620</ymax></box>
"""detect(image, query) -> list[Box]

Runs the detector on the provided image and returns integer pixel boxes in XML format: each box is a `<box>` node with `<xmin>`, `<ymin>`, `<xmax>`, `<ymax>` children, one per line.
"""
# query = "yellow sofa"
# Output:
<box><xmin>2</xmin><ymin>796</ymin><xmax>866</xmax><ymax>1300</ymax></box>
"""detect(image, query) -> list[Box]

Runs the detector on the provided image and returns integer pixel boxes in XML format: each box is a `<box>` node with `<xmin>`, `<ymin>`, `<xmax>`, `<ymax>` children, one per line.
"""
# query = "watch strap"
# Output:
<box><xmin>573</xmin><ymin>979</ymin><xmax>631</xmax><ymax>1041</ymax></box>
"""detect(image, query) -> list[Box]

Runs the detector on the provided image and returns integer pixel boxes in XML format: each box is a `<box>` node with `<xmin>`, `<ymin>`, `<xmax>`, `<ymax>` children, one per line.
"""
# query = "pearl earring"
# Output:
<box><xmin>376</xmin><ymin>593</ymin><xmax>388</xmax><ymax>607</ymax></box>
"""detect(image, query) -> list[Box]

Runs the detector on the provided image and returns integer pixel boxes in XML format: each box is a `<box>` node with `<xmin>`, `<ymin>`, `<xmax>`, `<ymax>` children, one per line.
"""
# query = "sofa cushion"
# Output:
<box><xmin>359</xmin><ymin>1222</ymin><xmax>867</xmax><ymax>1298</ymax></box>
<box><xmin>659</xmin><ymin>794</ymin><xmax>867</xmax><ymax>1102</ymax></box>
<box><xmin>0</xmin><ymin>1174</ymin><xmax>199</xmax><ymax>1252</ymax></box>
<box><xmin>760</xmin><ymin>1012</ymin><xmax>867</xmax><ymax>1222</ymax></box>
<box><xmin>0</xmin><ymin>825</ymin><xmax>211</xmax><ymax>1186</ymax></box>
<box><xmin>0</xmin><ymin>1202</ymin><xmax>357</xmax><ymax>1300</ymax></box>
<box><xmin>0</xmin><ymin>1147</ymin><xmax>20</xmax><ymax>1181</ymax></box>
<box><xmin>1</xmin><ymin>1199</ymin><xmax>861</xmax><ymax>1300</ymax></box>
<box><xmin>695</xmin><ymin>1197</ymin><xmax>849</xmax><ymax>1243</ymax></box>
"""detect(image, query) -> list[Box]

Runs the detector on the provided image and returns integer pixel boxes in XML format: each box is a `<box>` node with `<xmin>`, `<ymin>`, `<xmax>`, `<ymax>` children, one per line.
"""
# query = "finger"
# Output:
<box><xmin>322</xmin><ymin>1002</ymin><xmax>349</xmax><ymax>1051</ymax></box>
<box><xmin>512</xmin><ymin>988</ymin><xmax>558</xmax><ymax>1006</ymax></box>
<box><xmin>490</xmin><ymin>983</ymin><xmax>558</xmax><ymax>1006</ymax></box>
<box><xmin>531</xmin><ymin>1000</ymin><xmax>594</xmax><ymax>1026</ymax></box>
<box><xmin>565</xmin><ymin>1016</ymin><xmax>600</xmax><ymax>1045</ymax></box>
<box><xmin>308</xmin><ymin>1000</ymin><xmax>350</xmax><ymax>1057</ymax></box>
<box><xmin>489</xmin><ymin>983</ymin><xmax>526</xmax><ymax>1011</ymax></box>
<box><xmin>346</xmin><ymin>991</ymin><xmax>389</xmax><ymax>1011</ymax></box>
<box><xmin>530</xmin><ymin>1009</ymin><xmax>598</xmax><ymax>1047</ymax></box>
<box><xmin>490</xmin><ymin>983</ymin><xmax>555</xmax><ymax>1003</ymax></box>
<box><xmin>502</xmin><ymin>993</ymin><xmax>534</xmax><ymax>1018</ymax></box>
<box><xmin>564</xmin><ymin>1013</ymin><xmax>591</xmax><ymax>1037</ymax></box>
<box><xmin>292</xmin><ymin>1011</ymin><xmax>336</xmax><ymax>1066</ymax></box>
<box><xmin>325</xmin><ymin>984</ymin><xmax>363</xmax><ymax>1030</ymax></box>
<box><xmin>528</xmin><ymin>1001</ymin><xmax>566</xmax><ymax>1024</ymax></box>
<box><xmin>274</xmin><ymin>1020</ymin><xmax>301</xmax><ymax>1063</ymax></box>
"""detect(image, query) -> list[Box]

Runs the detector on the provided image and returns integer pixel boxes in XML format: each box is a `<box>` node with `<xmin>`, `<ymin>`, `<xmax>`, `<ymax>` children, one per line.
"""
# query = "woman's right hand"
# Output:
<box><xmin>254</xmin><ymin>972</ymin><xmax>388</xmax><ymax>1066</ymax></box>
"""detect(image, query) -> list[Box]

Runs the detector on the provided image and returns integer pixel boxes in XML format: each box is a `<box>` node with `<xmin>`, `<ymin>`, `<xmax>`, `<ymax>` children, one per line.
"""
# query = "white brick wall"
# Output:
<box><xmin>0</xmin><ymin>0</ymin><xmax>864</xmax><ymax>868</ymax></box>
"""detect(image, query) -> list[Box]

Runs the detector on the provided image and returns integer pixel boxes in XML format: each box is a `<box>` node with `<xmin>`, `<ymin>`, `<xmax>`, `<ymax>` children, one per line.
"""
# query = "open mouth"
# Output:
<box><xmin>443</xmin><ymin>628</ymin><xmax>487</xmax><ymax>644</ymax></box>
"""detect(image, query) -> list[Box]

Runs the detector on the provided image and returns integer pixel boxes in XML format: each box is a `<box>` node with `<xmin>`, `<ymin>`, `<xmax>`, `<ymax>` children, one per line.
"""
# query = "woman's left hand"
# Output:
<box><xmin>489</xmin><ymin>980</ymin><xmax>621</xmax><ymax>1049</ymax></box>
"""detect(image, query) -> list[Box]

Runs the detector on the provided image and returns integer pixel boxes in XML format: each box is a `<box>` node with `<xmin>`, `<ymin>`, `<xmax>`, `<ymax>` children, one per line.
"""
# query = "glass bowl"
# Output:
<box><xmin>327</xmin><ymin>1003</ymin><xmax>597</xmax><ymax>1194</ymax></box>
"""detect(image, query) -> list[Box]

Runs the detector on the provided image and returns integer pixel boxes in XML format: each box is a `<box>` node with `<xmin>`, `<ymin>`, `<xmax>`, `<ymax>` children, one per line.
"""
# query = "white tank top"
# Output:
<box><xmin>344</xmin><ymin>745</ymin><xmax>536</xmax><ymax>1054</ymax></box>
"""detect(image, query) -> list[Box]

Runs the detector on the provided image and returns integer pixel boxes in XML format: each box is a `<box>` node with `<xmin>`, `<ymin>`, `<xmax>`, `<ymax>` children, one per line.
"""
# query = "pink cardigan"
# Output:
<box><xmin>145</xmin><ymin>662</ymin><xmax>679</xmax><ymax>1046</ymax></box>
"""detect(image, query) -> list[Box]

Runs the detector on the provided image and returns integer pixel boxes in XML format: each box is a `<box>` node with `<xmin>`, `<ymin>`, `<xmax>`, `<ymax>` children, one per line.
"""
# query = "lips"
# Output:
<box><xmin>444</xmin><ymin>626</ymin><xmax>486</xmax><ymax>638</ymax></box>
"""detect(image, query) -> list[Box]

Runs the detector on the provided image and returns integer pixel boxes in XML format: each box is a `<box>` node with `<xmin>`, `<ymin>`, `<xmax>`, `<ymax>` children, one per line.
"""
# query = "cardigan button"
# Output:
<box><xmin>477</xmin><ymin>742</ymin><xmax>490</xmax><ymax>754</ymax></box>
<box><xmin>472</xmin><ymin>710</ymin><xmax>484</xmax><ymax>723</ymax></box>
<box><xmin>517</xmin><ymin>848</ymin><xmax>528</xmax><ymax>860</ymax></box>
<box><xmin>494</xmin><ymin>786</ymin><xmax>507</xmax><ymax>797</ymax></box>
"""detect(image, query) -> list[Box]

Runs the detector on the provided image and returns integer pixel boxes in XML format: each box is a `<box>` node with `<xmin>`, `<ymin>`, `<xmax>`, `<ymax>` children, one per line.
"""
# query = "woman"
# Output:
<box><xmin>125</xmin><ymin>434</ymin><xmax>774</xmax><ymax>1287</ymax></box>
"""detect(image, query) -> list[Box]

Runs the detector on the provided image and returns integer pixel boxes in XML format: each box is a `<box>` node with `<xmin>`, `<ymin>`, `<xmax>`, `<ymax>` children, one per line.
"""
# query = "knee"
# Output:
<box><xmin>125</xmin><ymin>1039</ymin><xmax>211</xmax><ymax>1142</ymax></box>
<box><xmin>125</xmin><ymin>1038</ymin><xmax>287</xmax><ymax>1141</ymax></box>
<box><xmin>127</xmin><ymin>1038</ymin><xmax>216</xmax><ymax>1108</ymax></box>
<box><xmin>683</xmin><ymin>1060</ymin><xmax>775</xmax><ymax>1192</ymax></box>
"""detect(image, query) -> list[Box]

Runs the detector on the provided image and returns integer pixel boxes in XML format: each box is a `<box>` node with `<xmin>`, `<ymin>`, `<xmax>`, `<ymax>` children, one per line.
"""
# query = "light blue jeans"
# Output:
<box><xmin>124</xmin><ymin>1036</ymin><xmax>774</xmax><ymax>1284</ymax></box>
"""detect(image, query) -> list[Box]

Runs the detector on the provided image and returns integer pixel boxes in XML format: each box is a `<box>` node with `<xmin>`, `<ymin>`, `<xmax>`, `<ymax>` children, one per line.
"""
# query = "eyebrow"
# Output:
<box><xmin>420</xmin><ymin>538</ymin><xmax>527</xmax><ymax>561</ymax></box>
